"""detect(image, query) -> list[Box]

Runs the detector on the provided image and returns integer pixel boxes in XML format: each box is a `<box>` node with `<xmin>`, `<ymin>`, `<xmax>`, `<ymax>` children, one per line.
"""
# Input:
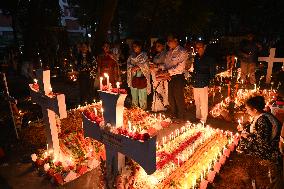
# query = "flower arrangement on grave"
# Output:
<box><xmin>31</xmin><ymin>131</ymin><xmax>105</xmax><ymax>185</ymax></box>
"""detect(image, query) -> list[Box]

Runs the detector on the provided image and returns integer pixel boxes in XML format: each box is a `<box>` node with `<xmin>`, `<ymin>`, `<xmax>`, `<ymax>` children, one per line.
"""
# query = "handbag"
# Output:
<box><xmin>132</xmin><ymin>74</ymin><xmax>147</xmax><ymax>89</ymax></box>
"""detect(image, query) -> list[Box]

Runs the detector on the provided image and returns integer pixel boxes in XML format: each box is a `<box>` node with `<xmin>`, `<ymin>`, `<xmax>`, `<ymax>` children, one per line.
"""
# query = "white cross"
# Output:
<box><xmin>258</xmin><ymin>48</ymin><xmax>284</xmax><ymax>83</ymax></box>
<box><xmin>29</xmin><ymin>70</ymin><xmax>67</xmax><ymax>159</ymax></box>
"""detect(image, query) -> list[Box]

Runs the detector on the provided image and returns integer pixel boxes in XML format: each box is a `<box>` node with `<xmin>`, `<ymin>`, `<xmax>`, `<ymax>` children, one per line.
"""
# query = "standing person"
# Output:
<box><xmin>97</xmin><ymin>42</ymin><xmax>120</xmax><ymax>87</ymax></box>
<box><xmin>150</xmin><ymin>39</ymin><xmax>169</xmax><ymax>112</ymax></box>
<box><xmin>157</xmin><ymin>34</ymin><xmax>188</xmax><ymax>119</ymax></box>
<box><xmin>77</xmin><ymin>43</ymin><xmax>93</xmax><ymax>104</ymax></box>
<box><xmin>127</xmin><ymin>41</ymin><xmax>151</xmax><ymax>110</ymax></box>
<box><xmin>192</xmin><ymin>41</ymin><xmax>215</xmax><ymax>123</ymax></box>
<box><xmin>239</xmin><ymin>33</ymin><xmax>259</xmax><ymax>86</ymax></box>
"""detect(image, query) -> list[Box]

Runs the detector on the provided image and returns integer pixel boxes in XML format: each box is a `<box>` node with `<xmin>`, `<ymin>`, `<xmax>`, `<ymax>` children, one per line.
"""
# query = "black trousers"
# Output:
<box><xmin>79</xmin><ymin>71</ymin><xmax>91</xmax><ymax>104</ymax></box>
<box><xmin>168</xmin><ymin>74</ymin><xmax>185</xmax><ymax>119</ymax></box>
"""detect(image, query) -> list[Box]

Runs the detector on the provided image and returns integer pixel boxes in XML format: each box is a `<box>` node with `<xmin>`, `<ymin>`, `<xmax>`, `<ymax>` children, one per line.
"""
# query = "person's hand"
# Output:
<box><xmin>237</xmin><ymin>124</ymin><xmax>243</xmax><ymax>132</ymax></box>
<box><xmin>131</xmin><ymin>66</ymin><xmax>139</xmax><ymax>72</ymax></box>
<box><xmin>149</xmin><ymin>63</ymin><xmax>156</xmax><ymax>70</ymax></box>
<box><xmin>156</xmin><ymin>72</ymin><xmax>170</xmax><ymax>81</ymax></box>
<box><xmin>241</xmin><ymin>132</ymin><xmax>248</xmax><ymax>138</ymax></box>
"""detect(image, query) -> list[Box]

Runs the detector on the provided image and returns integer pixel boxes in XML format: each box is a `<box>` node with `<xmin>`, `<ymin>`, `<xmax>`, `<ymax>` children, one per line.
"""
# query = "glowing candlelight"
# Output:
<box><xmin>104</xmin><ymin>73</ymin><xmax>110</xmax><ymax>89</ymax></box>
<box><xmin>46</xmin><ymin>144</ymin><xmax>49</xmax><ymax>151</ymax></box>
<box><xmin>241</xmin><ymin>79</ymin><xmax>244</xmax><ymax>85</ymax></box>
<box><xmin>99</xmin><ymin>77</ymin><xmax>103</xmax><ymax>90</ymax></box>
<box><xmin>128</xmin><ymin>121</ymin><xmax>132</xmax><ymax>131</ymax></box>
<box><xmin>116</xmin><ymin>82</ymin><xmax>120</xmax><ymax>89</ymax></box>
<box><xmin>94</xmin><ymin>108</ymin><xmax>97</xmax><ymax>116</ymax></box>
<box><xmin>101</xmin><ymin>108</ymin><xmax>104</xmax><ymax>117</ymax></box>
<box><xmin>34</xmin><ymin>79</ymin><xmax>38</xmax><ymax>84</ymax></box>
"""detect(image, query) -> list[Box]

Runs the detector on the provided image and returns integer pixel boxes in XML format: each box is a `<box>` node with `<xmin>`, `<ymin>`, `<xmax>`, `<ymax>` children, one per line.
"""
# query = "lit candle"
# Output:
<box><xmin>116</xmin><ymin>82</ymin><xmax>120</xmax><ymax>89</ymax></box>
<box><xmin>104</xmin><ymin>73</ymin><xmax>109</xmax><ymax>89</ymax></box>
<box><xmin>101</xmin><ymin>108</ymin><xmax>104</xmax><ymax>118</ymax></box>
<box><xmin>128</xmin><ymin>121</ymin><xmax>132</xmax><ymax>131</ymax></box>
<box><xmin>241</xmin><ymin>79</ymin><xmax>244</xmax><ymax>85</ymax></box>
<box><xmin>254</xmin><ymin>84</ymin><xmax>257</xmax><ymax>91</ymax></box>
<box><xmin>175</xmin><ymin>129</ymin><xmax>179</xmax><ymax>137</ymax></box>
<box><xmin>100</xmin><ymin>77</ymin><xmax>103</xmax><ymax>90</ymax></box>
<box><xmin>94</xmin><ymin>108</ymin><xmax>97</xmax><ymax>116</ymax></box>
<box><xmin>46</xmin><ymin>144</ymin><xmax>49</xmax><ymax>151</ymax></box>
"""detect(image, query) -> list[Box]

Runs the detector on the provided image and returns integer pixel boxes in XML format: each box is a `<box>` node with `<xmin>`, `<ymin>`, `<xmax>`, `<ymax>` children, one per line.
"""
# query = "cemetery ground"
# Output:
<box><xmin>0</xmin><ymin>71</ymin><xmax>283</xmax><ymax>189</ymax></box>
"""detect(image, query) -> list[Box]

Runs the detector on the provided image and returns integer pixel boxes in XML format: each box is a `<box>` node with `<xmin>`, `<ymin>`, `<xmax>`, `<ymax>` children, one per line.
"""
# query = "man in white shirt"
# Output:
<box><xmin>157</xmin><ymin>34</ymin><xmax>188</xmax><ymax>119</ymax></box>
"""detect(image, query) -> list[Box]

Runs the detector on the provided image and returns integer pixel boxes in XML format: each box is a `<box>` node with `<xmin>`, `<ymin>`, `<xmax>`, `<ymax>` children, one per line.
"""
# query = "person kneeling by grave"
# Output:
<box><xmin>237</xmin><ymin>96</ymin><xmax>283</xmax><ymax>188</ymax></box>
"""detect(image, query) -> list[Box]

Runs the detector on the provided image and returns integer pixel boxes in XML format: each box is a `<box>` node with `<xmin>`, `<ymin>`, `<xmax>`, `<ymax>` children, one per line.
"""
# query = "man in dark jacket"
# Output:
<box><xmin>192</xmin><ymin>41</ymin><xmax>215</xmax><ymax>123</ymax></box>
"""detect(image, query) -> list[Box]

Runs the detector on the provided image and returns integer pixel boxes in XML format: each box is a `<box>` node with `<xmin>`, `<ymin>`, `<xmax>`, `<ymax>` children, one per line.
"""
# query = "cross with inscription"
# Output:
<box><xmin>29</xmin><ymin>69</ymin><xmax>67</xmax><ymax>159</ymax></box>
<box><xmin>83</xmin><ymin>90</ymin><xmax>157</xmax><ymax>182</ymax></box>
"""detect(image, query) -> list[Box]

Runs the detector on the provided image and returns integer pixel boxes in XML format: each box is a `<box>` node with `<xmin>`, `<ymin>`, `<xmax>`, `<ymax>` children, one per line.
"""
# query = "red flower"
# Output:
<box><xmin>32</xmin><ymin>83</ymin><xmax>39</xmax><ymax>90</ymax></box>
<box><xmin>95</xmin><ymin>117</ymin><xmax>103</xmax><ymax>124</ymax></box>
<box><xmin>35</xmin><ymin>159</ymin><xmax>44</xmax><ymax>166</ymax></box>
<box><xmin>53</xmin><ymin>173</ymin><xmax>64</xmax><ymax>185</ymax></box>
<box><xmin>69</xmin><ymin>165</ymin><xmax>74</xmax><ymax>170</ymax></box>
<box><xmin>47</xmin><ymin>168</ymin><xmax>55</xmax><ymax>178</ymax></box>
<box><xmin>76</xmin><ymin>165</ymin><xmax>88</xmax><ymax>175</ymax></box>
<box><xmin>161</xmin><ymin>121</ymin><xmax>170</xmax><ymax>128</ymax></box>
<box><xmin>133</xmin><ymin>132</ymin><xmax>141</xmax><ymax>140</ymax></box>
<box><xmin>54</xmin><ymin>161</ymin><xmax>62</xmax><ymax>167</ymax></box>
<box><xmin>156</xmin><ymin>132</ymin><xmax>202</xmax><ymax>170</ymax></box>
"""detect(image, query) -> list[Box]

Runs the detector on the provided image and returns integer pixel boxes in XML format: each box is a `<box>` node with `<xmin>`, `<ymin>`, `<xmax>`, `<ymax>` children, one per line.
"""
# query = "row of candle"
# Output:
<box><xmin>134</xmin><ymin>126</ymin><xmax>235</xmax><ymax>189</ymax></box>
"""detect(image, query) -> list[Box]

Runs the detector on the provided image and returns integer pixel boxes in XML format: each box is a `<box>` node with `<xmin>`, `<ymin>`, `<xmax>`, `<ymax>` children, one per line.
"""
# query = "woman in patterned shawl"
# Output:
<box><xmin>127</xmin><ymin>41</ymin><xmax>151</xmax><ymax>110</ymax></box>
<box><xmin>150</xmin><ymin>39</ymin><xmax>169</xmax><ymax>112</ymax></box>
<box><xmin>237</xmin><ymin>96</ymin><xmax>283</xmax><ymax>187</ymax></box>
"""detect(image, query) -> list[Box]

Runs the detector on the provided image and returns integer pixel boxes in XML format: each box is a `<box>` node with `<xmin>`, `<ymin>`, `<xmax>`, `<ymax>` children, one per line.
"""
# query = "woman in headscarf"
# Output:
<box><xmin>237</xmin><ymin>96</ymin><xmax>283</xmax><ymax>188</ymax></box>
<box><xmin>97</xmin><ymin>42</ymin><xmax>120</xmax><ymax>87</ymax></box>
<box><xmin>127</xmin><ymin>41</ymin><xmax>150</xmax><ymax>110</ymax></box>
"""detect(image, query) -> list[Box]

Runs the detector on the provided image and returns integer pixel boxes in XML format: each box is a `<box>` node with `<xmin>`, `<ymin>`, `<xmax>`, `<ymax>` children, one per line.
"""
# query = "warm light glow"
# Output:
<box><xmin>116</xmin><ymin>82</ymin><xmax>120</xmax><ymax>89</ymax></box>
<box><xmin>104</xmin><ymin>73</ymin><xmax>109</xmax><ymax>78</ymax></box>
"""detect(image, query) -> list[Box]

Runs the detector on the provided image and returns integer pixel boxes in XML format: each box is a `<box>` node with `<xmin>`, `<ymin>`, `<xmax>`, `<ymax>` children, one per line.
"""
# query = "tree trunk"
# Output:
<box><xmin>92</xmin><ymin>0</ymin><xmax>118</xmax><ymax>55</ymax></box>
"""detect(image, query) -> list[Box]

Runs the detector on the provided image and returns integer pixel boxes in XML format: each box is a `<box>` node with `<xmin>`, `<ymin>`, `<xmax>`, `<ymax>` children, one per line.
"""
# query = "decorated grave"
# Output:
<box><xmin>29</xmin><ymin>69</ymin><xmax>104</xmax><ymax>185</ymax></box>
<box><xmin>28</xmin><ymin>70</ymin><xmax>240</xmax><ymax>188</ymax></box>
<box><xmin>82</xmin><ymin>75</ymin><xmax>240</xmax><ymax>189</ymax></box>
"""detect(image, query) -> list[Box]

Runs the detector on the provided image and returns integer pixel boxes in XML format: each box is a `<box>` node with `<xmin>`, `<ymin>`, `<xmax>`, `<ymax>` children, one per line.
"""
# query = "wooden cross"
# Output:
<box><xmin>258</xmin><ymin>48</ymin><xmax>284</xmax><ymax>83</ymax></box>
<box><xmin>83</xmin><ymin>91</ymin><xmax>156</xmax><ymax>181</ymax></box>
<box><xmin>29</xmin><ymin>69</ymin><xmax>67</xmax><ymax>159</ymax></box>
